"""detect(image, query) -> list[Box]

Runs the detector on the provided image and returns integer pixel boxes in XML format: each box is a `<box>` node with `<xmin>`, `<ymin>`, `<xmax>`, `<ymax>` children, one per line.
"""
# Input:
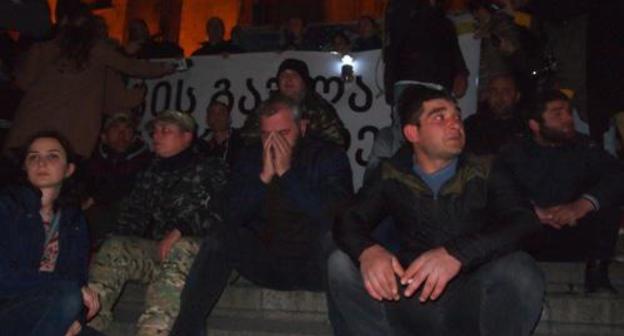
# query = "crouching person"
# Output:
<box><xmin>329</xmin><ymin>85</ymin><xmax>545</xmax><ymax>336</ymax></box>
<box><xmin>88</xmin><ymin>111</ymin><xmax>226</xmax><ymax>335</ymax></box>
<box><xmin>170</xmin><ymin>93</ymin><xmax>353</xmax><ymax>336</ymax></box>
<box><xmin>0</xmin><ymin>131</ymin><xmax>100</xmax><ymax>335</ymax></box>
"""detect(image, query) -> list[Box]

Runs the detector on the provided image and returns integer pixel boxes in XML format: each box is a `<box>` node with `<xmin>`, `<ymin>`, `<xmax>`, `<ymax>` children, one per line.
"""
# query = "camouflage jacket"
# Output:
<box><xmin>114</xmin><ymin>146</ymin><xmax>227</xmax><ymax>240</ymax></box>
<box><xmin>240</xmin><ymin>91</ymin><xmax>350</xmax><ymax>149</ymax></box>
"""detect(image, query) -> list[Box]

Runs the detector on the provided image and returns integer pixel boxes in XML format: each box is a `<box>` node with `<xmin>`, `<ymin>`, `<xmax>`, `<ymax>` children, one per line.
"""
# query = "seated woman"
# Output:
<box><xmin>0</xmin><ymin>131</ymin><xmax>100</xmax><ymax>335</ymax></box>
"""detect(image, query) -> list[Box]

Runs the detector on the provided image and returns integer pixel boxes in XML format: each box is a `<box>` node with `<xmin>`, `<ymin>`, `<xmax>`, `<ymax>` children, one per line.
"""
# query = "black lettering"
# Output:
<box><xmin>210</xmin><ymin>78</ymin><xmax>234</xmax><ymax>109</ymax></box>
<box><xmin>174</xmin><ymin>80</ymin><xmax>197</xmax><ymax>113</ymax></box>
<box><xmin>238</xmin><ymin>78</ymin><xmax>262</xmax><ymax>115</ymax></box>
<box><xmin>348</xmin><ymin>76</ymin><xmax>373</xmax><ymax>112</ymax></box>
<box><xmin>151</xmin><ymin>81</ymin><xmax>172</xmax><ymax>116</ymax></box>
<box><xmin>313</xmin><ymin>76</ymin><xmax>344</xmax><ymax>103</ymax></box>
<box><xmin>355</xmin><ymin>125</ymin><xmax>379</xmax><ymax>167</ymax></box>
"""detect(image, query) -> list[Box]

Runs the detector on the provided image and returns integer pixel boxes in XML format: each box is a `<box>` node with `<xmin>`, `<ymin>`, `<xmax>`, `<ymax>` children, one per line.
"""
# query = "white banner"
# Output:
<box><xmin>138</xmin><ymin>33</ymin><xmax>480</xmax><ymax>189</ymax></box>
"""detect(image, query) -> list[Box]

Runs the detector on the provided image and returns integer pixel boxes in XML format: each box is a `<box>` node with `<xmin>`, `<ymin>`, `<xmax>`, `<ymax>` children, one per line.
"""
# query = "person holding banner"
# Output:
<box><xmin>240</xmin><ymin>58</ymin><xmax>350</xmax><ymax>149</ymax></box>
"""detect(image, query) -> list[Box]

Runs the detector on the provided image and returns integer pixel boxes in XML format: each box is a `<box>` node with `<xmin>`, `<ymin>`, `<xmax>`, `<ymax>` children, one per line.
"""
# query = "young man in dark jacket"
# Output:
<box><xmin>171</xmin><ymin>93</ymin><xmax>353</xmax><ymax>336</ymax></box>
<box><xmin>329</xmin><ymin>85</ymin><xmax>544</xmax><ymax>336</ymax></box>
<box><xmin>498</xmin><ymin>90</ymin><xmax>624</xmax><ymax>293</ymax></box>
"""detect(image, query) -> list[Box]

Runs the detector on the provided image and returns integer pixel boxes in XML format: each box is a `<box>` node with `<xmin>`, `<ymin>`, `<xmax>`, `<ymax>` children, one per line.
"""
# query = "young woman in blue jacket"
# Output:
<box><xmin>0</xmin><ymin>131</ymin><xmax>101</xmax><ymax>335</ymax></box>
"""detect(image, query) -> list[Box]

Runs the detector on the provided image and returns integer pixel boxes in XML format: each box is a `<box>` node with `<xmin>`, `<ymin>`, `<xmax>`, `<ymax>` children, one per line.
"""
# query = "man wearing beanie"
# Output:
<box><xmin>88</xmin><ymin>110</ymin><xmax>227</xmax><ymax>335</ymax></box>
<box><xmin>241</xmin><ymin>58</ymin><xmax>350</xmax><ymax>149</ymax></box>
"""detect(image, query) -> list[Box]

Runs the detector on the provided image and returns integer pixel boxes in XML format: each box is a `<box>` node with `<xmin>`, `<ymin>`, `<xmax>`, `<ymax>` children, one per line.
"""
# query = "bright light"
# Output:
<box><xmin>341</xmin><ymin>54</ymin><xmax>354</xmax><ymax>67</ymax></box>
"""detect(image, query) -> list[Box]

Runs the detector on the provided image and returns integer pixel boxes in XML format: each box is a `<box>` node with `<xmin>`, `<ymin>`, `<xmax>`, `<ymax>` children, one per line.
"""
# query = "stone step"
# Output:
<box><xmin>105</xmin><ymin>262</ymin><xmax>624</xmax><ymax>335</ymax></box>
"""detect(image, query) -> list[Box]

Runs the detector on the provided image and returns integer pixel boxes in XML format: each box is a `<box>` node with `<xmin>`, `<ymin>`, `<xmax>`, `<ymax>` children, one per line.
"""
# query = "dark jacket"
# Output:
<box><xmin>384</xmin><ymin>1</ymin><xmax>468</xmax><ymax>103</ymax></box>
<box><xmin>464</xmin><ymin>108</ymin><xmax>529</xmax><ymax>156</ymax></box>
<box><xmin>335</xmin><ymin>148</ymin><xmax>540</xmax><ymax>270</ymax></box>
<box><xmin>228</xmin><ymin>136</ymin><xmax>353</xmax><ymax>258</ymax></box>
<box><xmin>192</xmin><ymin>41</ymin><xmax>243</xmax><ymax>56</ymax></box>
<box><xmin>197</xmin><ymin>128</ymin><xmax>243</xmax><ymax>167</ymax></box>
<box><xmin>497</xmin><ymin>136</ymin><xmax>624</xmax><ymax>209</ymax></box>
<box><xmin>0</xmin><ymin>185</ymin><xmax>89</xmax><ymax>295</ymax></box>
<box><xmin>114</xmin><ymin>146</ymin><xmax>227</xmax><ymax>240</ymax></box>
<box><xmin>86</xmin><ymin>137</ymin><xmax>152</xmax><ymax>206</ymax></box>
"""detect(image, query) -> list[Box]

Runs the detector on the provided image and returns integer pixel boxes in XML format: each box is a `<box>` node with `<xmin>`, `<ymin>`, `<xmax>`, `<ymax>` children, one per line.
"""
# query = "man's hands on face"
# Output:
<box><xmin>533</xmin><ymin>198</ymin><xmax>594</xmax><ymax>229</ymax></box>
<box><xmin>259</xmin><ymin>133</ymin><xmax>276</xmax><ymax>184</ymax></box>
<box><xmin>271</xmin><ymin>132</ymin><xmax>293</xmax><ymax>176</ymax></box>
<box><xmin>400</xmin><ymin>247</ymin><xmax>461</xmax><ymax>302</ymax></box>
<box><xmin>259</xmin><ymin>132</ymin><xmax>293</xmax><ymax>184</ymax></box>
<box><xmin>359</xmin><ymin>245</ymin><xmax>403</xmax><ymax>301</ymax></box>
<box><xmin>158</xmin><ymin>229</ymin><xmax>182</xmax><ymax>261</ymax></box>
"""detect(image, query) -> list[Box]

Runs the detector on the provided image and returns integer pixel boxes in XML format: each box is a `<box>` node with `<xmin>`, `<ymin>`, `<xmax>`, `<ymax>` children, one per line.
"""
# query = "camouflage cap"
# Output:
<box><xmin>147</xmin><ymin>110</ymin><xmax>197</xmax><ymax>133</ymax></box>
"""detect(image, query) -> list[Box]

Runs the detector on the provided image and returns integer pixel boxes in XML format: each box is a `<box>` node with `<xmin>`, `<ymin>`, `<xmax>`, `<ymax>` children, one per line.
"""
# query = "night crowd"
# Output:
<box><xmin>1</xmin><ymin>0</ymin><xmax>623</xmax><ymax>336</ymax></box>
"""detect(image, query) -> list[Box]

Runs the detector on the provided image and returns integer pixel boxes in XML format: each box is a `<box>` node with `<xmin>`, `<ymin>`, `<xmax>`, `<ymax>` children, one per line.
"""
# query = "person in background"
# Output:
<box><xmin>83</xmin><ymin>114</ymin><xmax>152</xmax><ymax>245</ymax></box>
<box><xmin>125</xmin><ymin>18</ymin><xmax>184</xmax><ymax>59</ymax></box>
<box><xmin>498</xmin><ymin>90</ymin><xmax>624</xmax><ymax>294</ymax></box>
<box><xmin>192</xmin><ymin>17</ymin><xmax>243</xmax><ymax>56</ymax></box>
<box><xmin>464</xmin><ymin>73</ymin><xmax>529</xmax><ymax>156</ymax></box>
<box><xmin>3</xmin><ymin>6</ymin><xmax>174</xmax><ymax>160</ymax></box>
<box><xmin>352</xmin><ymin>16</ymin><xmax>382</xmax><ymax>51</ymax></box>
<box><xmin>0</xmin><ymin>131</ymin><xmax>101</xmax><ymax>335</ymax></box>
<box><xmin>197</xmin><ymin>100</ymin><xmax>243</xmax><ymax>167</ymax></box>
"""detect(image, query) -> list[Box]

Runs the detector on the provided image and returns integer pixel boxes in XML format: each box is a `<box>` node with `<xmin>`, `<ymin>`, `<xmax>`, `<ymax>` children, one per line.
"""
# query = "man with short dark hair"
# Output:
<box><xmin>464</xmin><ymin>74</ymin><xmax>529</xmax><ymax>155</ymax></box>
<box><xmin>329</xmin><ymin>85</ymin><xmax>544</xmax><ymax>335</ymax></box>
<box><xmin>192</xmin><ymin>17</ymin><xmax>243</xmax><ymax>56</ymax></box>
<box><xmin>171</xmin><ymin>93</ymin><xmax>353</xmax><ymax>336</ymax></box>
<box><xmin>84</xmin><ymin>113</ymin><xmax>152</xmax><ymax>244</ymax></box>
<box><xmin>197</xmin><ymin>100</ymin><xmax>242</xmax><ymax>166</ymax></box>
<box><xmin>498</xmin><ymin>90</ymin><xmax>624</xmax><ymax>293</ymax></box>
<box><xmin>88</xmin><ymin>110</ymin><xmax>226</xmax><ymax>335</ymax></box>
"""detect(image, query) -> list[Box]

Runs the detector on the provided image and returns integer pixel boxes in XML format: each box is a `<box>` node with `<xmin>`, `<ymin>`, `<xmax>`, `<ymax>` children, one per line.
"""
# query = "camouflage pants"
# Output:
<box><xmin>88</xmin><ymin>236</ymin><xmax>201</xmax><ymax>336</ymax></box>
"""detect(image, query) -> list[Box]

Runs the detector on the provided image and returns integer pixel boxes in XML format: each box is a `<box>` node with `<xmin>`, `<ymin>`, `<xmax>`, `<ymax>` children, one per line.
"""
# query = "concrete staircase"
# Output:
<box><xmin>104</xmin><ymin>261</ymin><xmax>624</xmax><ymax>336</ymax></box>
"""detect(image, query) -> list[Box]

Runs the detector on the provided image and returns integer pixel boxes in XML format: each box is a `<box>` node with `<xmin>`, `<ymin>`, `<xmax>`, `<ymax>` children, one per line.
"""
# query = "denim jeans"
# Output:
<box><xmin>328</xmin><ymin>250</ymin><xmax>545</xmax><ymax>336</ymax></box>
<box><xmin>170</xmin><ymin>227</ymin><xmax>339</xmax><ymax>336</ymax></box>
<box><xmin>0</xmin><ymin>280</ymin><xmax>83</xmax><ymax>336</ymax></box>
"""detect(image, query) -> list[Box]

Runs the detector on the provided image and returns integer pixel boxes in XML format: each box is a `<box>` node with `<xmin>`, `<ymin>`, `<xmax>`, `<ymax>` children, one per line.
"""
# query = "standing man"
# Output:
<box><xmin>88</xmin><ymin>110</ymin><xmax>226</xmax><ymax>335</ymax></box>
<box><xmin>329</xmin><ymin>85</ymin><xmax>544</xmax><ymax>335</ymax></box>
<box><xmin>171</xmin><ymin>94</ymin><xmax>353</xmax><ymax>336</ymax></box>
<box><xmin>498</xmin><ymin>90</ymin><xmax>624</xmax><ymax>293</ymax></box>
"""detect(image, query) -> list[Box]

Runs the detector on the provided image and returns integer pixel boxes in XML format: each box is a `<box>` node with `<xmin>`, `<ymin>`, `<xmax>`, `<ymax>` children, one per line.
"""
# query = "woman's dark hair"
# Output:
<box><xmin>57</xmin><ymin>4</ymin><xmax>98</xmax><ymax>71</ymax></box>
<box><xmin>20</xmin><ymin>131</ymin><xmax>82</xmax><ymax>210</ymax></box>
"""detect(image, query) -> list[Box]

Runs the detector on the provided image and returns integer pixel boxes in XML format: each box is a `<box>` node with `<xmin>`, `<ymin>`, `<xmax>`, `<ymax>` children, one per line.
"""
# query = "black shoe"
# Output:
<box><xmin>585</xmin><ymin>259</ymin><xmax>618</xmax><ymax>294</ymax></box>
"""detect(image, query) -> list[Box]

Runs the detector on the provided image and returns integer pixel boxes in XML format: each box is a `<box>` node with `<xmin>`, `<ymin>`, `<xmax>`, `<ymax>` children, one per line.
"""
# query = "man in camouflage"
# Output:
<box><xmin>88</xmin><ymin>110</ymin><xmax>227</xmax><ymax>336</ymax></box>
<box><xmin>240</xmin><ymin>58</ymin><xmax>350</xmax><ymax>149</ymax></box>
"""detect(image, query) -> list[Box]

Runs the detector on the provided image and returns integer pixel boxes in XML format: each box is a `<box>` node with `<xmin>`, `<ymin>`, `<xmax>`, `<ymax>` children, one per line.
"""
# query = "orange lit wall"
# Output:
<box><xmin>179</xmin><ymin>0</ymin><xmax>241</xmax><ymax>56</ymax></box>
<box><xmin>93</xmin><ymin>0</ymin><xmax>128</xmax><ymax>44</ymax></box>
<box><xmin>324</xmin><ymin>0</ymin><xmax>388</xmax><ymax>23</ymax></box>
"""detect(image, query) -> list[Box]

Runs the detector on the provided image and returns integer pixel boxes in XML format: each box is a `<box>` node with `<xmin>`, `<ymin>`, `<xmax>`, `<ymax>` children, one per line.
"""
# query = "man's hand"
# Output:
<box><xmin>81</xmin><ymin>286</ymin><xmax>101</xmax><ymax>320</ymax></box>
<box><xmin>158</xmin><ymin>229</ymin><xmax>182</xmax><ymax>261</ymax></box>
<box><xmin>400</xmin><ymin>247</ymin><xmax>461</xmax><ymax>302</ymax></box>
<box><xmin>359</xmin><ymin>245</ymin><xmax>404</xmax><ymax>301</ymax></box>
<box><xmin>272</xmin><ymin>133</ymin><xmax>293</xmax><ymax>176</ymax></box>
<box><xmin>259</xmin><ymin>133</ymin><xmax>276</xmax><ymax>183</ymax></box>
<box><xmin>65</xmin><ymin>321</ymin><xmax>81</xmax><ymax>336</ymax></box>
<box><xmin>545</xmin><ymin>198</ymin><xmax>594</xmax><ymax>229</ymax></box>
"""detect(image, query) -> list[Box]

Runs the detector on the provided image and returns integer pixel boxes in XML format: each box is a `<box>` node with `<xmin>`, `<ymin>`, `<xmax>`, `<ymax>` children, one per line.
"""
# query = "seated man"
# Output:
<box><xmin>196</xmin><ymin>100</ymin><xmax>243</xmax><ymax>167</ymax></box>
<box><xmin>88</xmin><ymin>110</ymin><xmax>227</xmax><ymax>335</ymax></box>
<box><xmin>171</xmin><ymin>93</ymin><xmax>353</xmax><ymax>336</ymax></box>
<box><xmin>84</xmin><ymin>113</ymin><xmax>152</xmax><ymax>245</ymax></box>
<box><xmin>329</xmin><ymin>85</ymin><xmax>544</xmax><ymax>336</ymax></box>
<box><xmin>464</xmin><ymin>73</ymin><xmax>529</xmax><ymax>156</ymax></box>
<box><xmin>240</xmin><ymin>58</ymin><xmax>350</xmax><ymax>149</ymax></box>
<box><xmin>498</xmin><ymin>90</ymin><xmax>624</xmax><ymax>293</ymax></box>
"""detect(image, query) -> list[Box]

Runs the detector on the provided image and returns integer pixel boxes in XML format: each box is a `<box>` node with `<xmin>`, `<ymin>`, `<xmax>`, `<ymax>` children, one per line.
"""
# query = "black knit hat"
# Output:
<box><xmin>277</xmin><ymin>58</ymin><xmax>311</xmax><ymax>86</ymax></box>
